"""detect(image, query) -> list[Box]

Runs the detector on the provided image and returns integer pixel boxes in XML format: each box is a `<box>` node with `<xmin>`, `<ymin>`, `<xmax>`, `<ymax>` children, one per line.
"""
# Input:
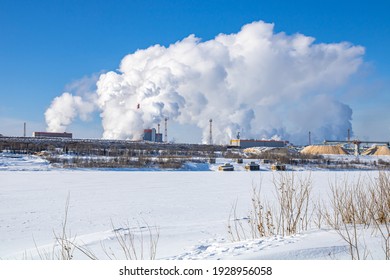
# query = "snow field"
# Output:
<box><xmin>1</xmin><ymin>169</ymin><xmax>388</xmax><ymax>260</ymax></box>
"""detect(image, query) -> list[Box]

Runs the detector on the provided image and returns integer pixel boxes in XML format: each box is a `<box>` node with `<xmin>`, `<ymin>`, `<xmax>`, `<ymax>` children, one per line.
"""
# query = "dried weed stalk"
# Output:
<box><xmin>228</xmin><ymin>172</ymin><xmax>312</xmax><ymax>241</ymax></box>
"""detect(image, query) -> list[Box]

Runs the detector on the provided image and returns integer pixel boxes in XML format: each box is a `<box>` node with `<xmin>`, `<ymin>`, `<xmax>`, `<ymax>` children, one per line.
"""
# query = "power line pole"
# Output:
<box><xmin>209</xmin><ymin>119</ymin><xmax>213</xmax><ymax>145</ymax></box>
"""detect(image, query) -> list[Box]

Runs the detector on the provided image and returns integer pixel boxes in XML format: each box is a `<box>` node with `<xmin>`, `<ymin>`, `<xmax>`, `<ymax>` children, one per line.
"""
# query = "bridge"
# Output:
<box><xmin>324</xmin><ymin>139</ymin><xmax>390</xmax><ymax>155</ymax></box>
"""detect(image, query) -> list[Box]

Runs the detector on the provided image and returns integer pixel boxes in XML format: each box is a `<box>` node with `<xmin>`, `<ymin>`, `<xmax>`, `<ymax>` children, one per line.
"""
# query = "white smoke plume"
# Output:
<box><xmin>45</xmin><ymin>92</ymin><xmax>96</xmax><ymax>132</ymax></box>
<box><xmin>45</xmin><ymin>21</ymin><xmax>364</xmax><ymax>144</ymax></box>
<box><xmin>45</xmin><ymin>74</ymin><xmax>98</xmax><ymax>132</ymax></box>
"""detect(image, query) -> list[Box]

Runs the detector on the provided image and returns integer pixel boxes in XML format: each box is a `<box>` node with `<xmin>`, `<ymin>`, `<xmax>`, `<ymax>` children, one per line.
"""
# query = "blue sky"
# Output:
<box><xmin>1</xmin><ymin>0</ymin><xmax>389</xmax><ymax>143</ymax></box>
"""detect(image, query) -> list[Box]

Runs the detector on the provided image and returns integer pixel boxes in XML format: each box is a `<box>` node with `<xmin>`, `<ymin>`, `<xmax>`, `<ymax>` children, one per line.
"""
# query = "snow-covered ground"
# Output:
<box><xmin>0</xmin><ymin>153</ymin><xmax>51</xmax><ymax>171</ymax></box>
<box><xmin>0</xmin><ymin>152</ymin><xmax>389</xmax><ymax>260</ymax></box>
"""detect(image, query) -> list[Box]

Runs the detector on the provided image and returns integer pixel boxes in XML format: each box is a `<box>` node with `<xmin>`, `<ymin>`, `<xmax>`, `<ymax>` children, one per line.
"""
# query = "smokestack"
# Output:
<box><xmin>164</xmin><ymin>118</ymin><xmax>168</xmax><ymax>143</ymax></box>
<box><xmin>308</xmin><ymin>131</ymin><xmax>311</xmax><ymax>145</ymax></box>
<box><xmin>209</xmin><ymin>119</ymin><xmax>213</xmax><ymax>145</ymax></box>
<box><xmin>23</xmin><ymin>122</ymin><xmax>26</xmax><ymax>137</ymax></box>
<box><xmin>157</xmin><ymin>123</ymin><xmax>160</xmax><ymax>134</ymax></box>
<box><xmin>348</xmin><ymin>128</ymin><xmax>350</xmax><ymax>143</ymax></box>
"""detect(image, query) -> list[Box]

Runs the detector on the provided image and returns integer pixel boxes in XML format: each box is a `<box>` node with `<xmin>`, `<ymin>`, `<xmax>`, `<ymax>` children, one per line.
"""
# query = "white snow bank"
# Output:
<box><xmin>0</xmin><ymin>153</ymin><xmax>51</xmax><ymax>171</ymax></box>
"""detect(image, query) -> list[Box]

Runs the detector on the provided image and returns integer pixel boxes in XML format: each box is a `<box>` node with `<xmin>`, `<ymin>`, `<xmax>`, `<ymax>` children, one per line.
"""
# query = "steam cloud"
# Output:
<box><xmin>45</xmin><ymin>21</ymin><xmax>364</xmax><ymax>144</ymax></box>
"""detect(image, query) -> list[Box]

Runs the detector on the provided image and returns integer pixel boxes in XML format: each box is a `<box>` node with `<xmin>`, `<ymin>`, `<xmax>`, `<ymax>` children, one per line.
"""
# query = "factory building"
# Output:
<box><xmin>230</xmin><ymin>139</ymin><xmax>287</xmax><ymax>149</ymax></box>
<box><xmin>143</xmin><ymin>128</ymin><xmax>163</xmax><ymax>142</ymax></box>
<box><xmin>155</xmin><ymin>133</ymin><xmax>163</xmax><ymax>143</ymax></box>
<box><xmin>143</xmin><ymin>128</ymin><xmax>156</xmax><ymax>142</ymax></box>
<box><xmin>33</xmin><ymin>132</ymin><xmax>73</xmax><ymax>138</ymax></box>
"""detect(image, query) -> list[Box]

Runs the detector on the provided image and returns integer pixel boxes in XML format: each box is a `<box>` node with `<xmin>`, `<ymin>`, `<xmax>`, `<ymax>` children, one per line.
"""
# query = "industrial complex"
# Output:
<box><xmin>1</xmin><ymin>120</ymin><xmax>390</xmax><ymax>169</ymax></box>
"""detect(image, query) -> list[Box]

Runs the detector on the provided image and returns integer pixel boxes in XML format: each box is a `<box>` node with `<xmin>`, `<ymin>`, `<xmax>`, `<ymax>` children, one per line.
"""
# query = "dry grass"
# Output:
<box><xmin>249</xmin><ymin>186</ymin><xmax>275</xmax><ymax>238</ymax></box>
<box><xmin>33</xmin><ymin>194</ymin><xmax>97</xmax><ymax>260</ymax></box>
<box><xmin>228</xmin><ymin>171</ymin><xmax>390</xmax><ymax>260</ymax></box>
<box><xmin>320</xmin><ymin>171</ymin><xmax>390</xmax><ymax>259</ymax></box>
<box><xmin>228</xmin><ymin>172</ymin><xmax>312</xmax><ymax>241</ymax></box>
<box><xmin>101</xmin><ymin>220</ymin><xmax>159</xmax><ymax>260</ymax></box>
<box><xmin>272</xmin><ymin>172</ymin><xmax>312</xmax><ymax>235</ymax></box>
<box><xmin>33</xmin><ymin>195</ymin><xmax>159</xmax><ymax>260</ymax></box>
<box><xmin>227</xmin><ymin>200</ymin><xmax>249</xmax><ymax>241</ymax></box>
<box><xmin>366</xmin><ymin>172</ymin><xmax>390</xmax><ymax>259</ymax></box>
<box><xmin>321</xmin><ymin>176</ymin><xmax>369</xmax><ymax>259</ymax></box>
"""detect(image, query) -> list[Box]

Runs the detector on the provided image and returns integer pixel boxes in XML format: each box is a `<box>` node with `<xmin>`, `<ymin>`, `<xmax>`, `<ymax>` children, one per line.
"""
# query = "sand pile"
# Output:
<box><xmin>300</xmin><ymin>145</ymin><xmax>349</xmax><ymax>155</ymax></box>
<box><xmin>244</xmin><ymin>147</ymin><xmax>292</xmax><ymax>156</ymax></box>
<box><xmin>362</xmin><ymin>145</ymin><xmax>390</xmax><ymax>156</ymax></box>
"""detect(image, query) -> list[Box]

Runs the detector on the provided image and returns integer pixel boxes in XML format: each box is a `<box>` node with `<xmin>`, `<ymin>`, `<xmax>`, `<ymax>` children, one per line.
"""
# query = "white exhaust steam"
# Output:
<box><xmin>45</xmin><ymin>21</ymin><xmax>364</xmax><ymax>144</ymax></box>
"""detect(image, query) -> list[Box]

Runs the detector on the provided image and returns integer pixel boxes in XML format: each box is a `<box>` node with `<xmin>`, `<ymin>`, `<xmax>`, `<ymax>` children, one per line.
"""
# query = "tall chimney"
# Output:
<box><xmin>164</xmin><ymin>118</ymin><xmax>168</xmax><ymax>143</ymax></box>
<box><xmin>209</xmin><ymin>119</ymin><xmax>213</xmax><ymax>145</ymax></box>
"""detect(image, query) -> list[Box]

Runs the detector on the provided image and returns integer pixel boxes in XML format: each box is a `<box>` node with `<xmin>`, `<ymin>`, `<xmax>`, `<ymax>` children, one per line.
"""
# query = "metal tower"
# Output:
<box><xmin>209</xmin><ymin>119</ymin><xmax>213</xmax><ymax>145</ymax></box>
<box><xmin>164</xmin><ymin>118</ymin><xmax>168</xmax><ymax>143</ymax></box>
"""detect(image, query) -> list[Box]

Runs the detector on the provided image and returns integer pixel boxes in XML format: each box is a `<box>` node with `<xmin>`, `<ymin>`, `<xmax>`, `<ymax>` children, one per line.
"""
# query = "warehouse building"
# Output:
<box><xmin>143</xmin><ymin>128</ymin><xmax>163</xmax><ymax>142</ymax></box>
<box><xmin>33</xmin><ymin>132</ymin><xmax>73</xmax><ymax>138</ymax></box>
<box><xmin>230</xmin><ymin>139</ymin><xmax>287</xmax><ymax>149</ymax></box>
